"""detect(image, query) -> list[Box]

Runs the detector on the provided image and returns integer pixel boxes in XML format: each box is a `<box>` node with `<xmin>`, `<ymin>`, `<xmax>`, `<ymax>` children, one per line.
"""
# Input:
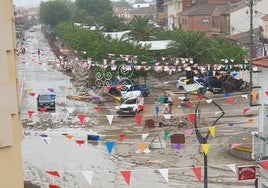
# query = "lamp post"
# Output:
<box><xmin>106</xmin><ymin>33</ymin><xmax>112</xmax><ymax>53</ymax></box>
<box><xmin>194</xmin><ymin>92</ymin><xmax>225</xmax><ymax>188</ymax></box>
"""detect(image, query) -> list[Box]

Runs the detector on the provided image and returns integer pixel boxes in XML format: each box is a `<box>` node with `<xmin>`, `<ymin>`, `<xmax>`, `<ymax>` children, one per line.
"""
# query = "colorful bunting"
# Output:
<box><xmin>251</xmin><ymin>91</ymin><xmax>258</xmax><ymax>101</ymax></box>
<box><xmin>105</xmin><ymin>141</ymin><xmax>115</xmax><ymax>154</ymax></box>
<box><xmin>120</xmin><ymin>170</ymin><xmax>131</xmax><ymax>185</ymax></box>
<box><xmin>208</xmin><ymin>126</ymin><xmax>215</xmax><ymax>137</ymax></box>
<box><xmin>47</xmin><ymin>88</ymin><xmax>54</xmax><ymax>93</ymax></box>
<box><xmin>65</xmin><ymin>134</ymin><xmax>74</xmax><ymax>140</ymax></box>
<box><xmin>49</xmin><ymin>184</ymin><xmax>60</xmax><ymax>188</ymax></box>
<box><xmin>27</xmin><ymin>110</ymin><xmax>35</xmax><ymax>118</ymax></box>
<box><xmin>158</xmin><ymin>169</ymin><xmax>169</xmax><ymax>183</ymax></box>
<box><xmin>242</xmin><ymin>94</ymin><xmax>248</xmax><ymax>99</ymax></box>
<box><xmin>118</xmin><ymin>134</ymin><xmax>126</xmax><ymax>142</ymax></box>
<box><xmin>227</xmin><ymin>96</ymin><xmax>234</xmax><ymax>105</ymax></box>
<box><xmin>39</xmin><ymin>107</ymin><xmax>47</xmax><ymax>112</ymax></box>
<box><xmin>227</xmin><ymin>164</ymin><xmax>237</xmax><ymax>174</ymax></box>
<box><xmin>185</xmin><ymin>129</ymin><xmax>193</xmax><ymax>135</ymax></box>
<box><xmin>135</xmin><ymin>114</ymin><xmax>143</xmax><ymax>125</ymax></box>
<box><xmin>265</xmin><ymin>91</ymin><xmax>268</xmax><ymax>97</ymax></box>
<box><xmin>29</xmin><ymin>92</ymin><xmax>35</xmax><ymax>97</ymax></box>
<box><xmin>201</xmin><ymin>144</ymin><xmax>210</xmax><ymax>155</ymax></box>
<box><xmin>172</xmin><ymin>143</ymin><xmax>181</xmax><ymax>150</ymax></box>
<box><xmin>231</xmin><ymin>143</ymin><xmax>242</xmax><ymax>149</ymax></box>
<box><xmin>46</xmin><ymin>170</ymin><xmax>60</xmax><ymax>178</ymax></box>
<box><xmin>93</xmin><ymin>106</ymin><xmax>100</xmax><ymax>113</ymax></box>
<box><xmin>228</xmin><ymin>122</ymin><xmax>234</xmax><ymax>126</ymax></box>
<box><xmin>138</xmin><ymin>142</ymin><xmax>147</xmax><ymax>153</ymax></box>
<box><xmin>164</xmin><ymin>131</ymin><xmax>170</xmax><ymax>140</ymax></box>
<box><xmin>106</xmin><ymin>115</ymin><xmax>114</xmax><ymax>125</ymax></box>
<box><xmin>192</xmin><ymin>167</ymin><xmax>201</xmax><ymax>182</ymax></box>
<box><xmin>66</xmin><ymin>107</ymin><xmax>74</xmax><ymax>113</ymax></box>
<box><xmin>188</xmin><ymin>113</ymin><xmax>195</xmax><ymax>124</ymax></box>
<box><xmin>82</xmin><ymin>171</ymin><xmax>93</xmax><ymax>185</ymax></box>
<box><xmin>260</xmin><ymin>160</ymin><xmax>268</xmax><ymax>171</ymax></box>
<box><xmin>77</xmin><ymin>114</ymin><xmax>86</xmax><ymax>125</ymax></box>
<box><xmin>248</xmin><ymin>118</ymin><xmax>254</xmax><ymax>124</ymax></box>
<box><xmin>206</xmin><ymin>99</ymin><xmax>213</xmax><ymax>103</ymax></box>
<box><xmin>243</xmin><ymin>108</ymin><xmax>249</xmax><ymax>115</ymax></box>
<box><xmin>76</xmin><ymin>139</ymin><xmax>85</xmax><ymax>146</ymax></box>
<box><xmin>141</xmin><ymin>133</ymin><xmax>149</xmax><ymax>140</ymax></box>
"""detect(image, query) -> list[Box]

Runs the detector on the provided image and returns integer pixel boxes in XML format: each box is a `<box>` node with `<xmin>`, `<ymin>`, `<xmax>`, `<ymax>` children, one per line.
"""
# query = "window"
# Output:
<box><xmin>202</xmin><ymin>18</ymin><xmax>209</xmax><ymax>25</ymax></box>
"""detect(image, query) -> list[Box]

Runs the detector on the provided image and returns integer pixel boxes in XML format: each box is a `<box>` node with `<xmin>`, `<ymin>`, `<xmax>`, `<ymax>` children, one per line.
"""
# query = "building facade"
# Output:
<box><xmin>0</xmin><ymin>1</ymin><xmax>23</xmax><ymax>187</ymax></box>
<box><xmin>252</xmin><ymin>56</ymin><xmax>268</xmax><ymax>187</ymax></box>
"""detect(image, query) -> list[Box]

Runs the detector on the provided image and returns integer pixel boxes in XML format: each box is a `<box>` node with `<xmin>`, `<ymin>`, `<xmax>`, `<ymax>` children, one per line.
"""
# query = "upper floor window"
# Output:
<box><xmin>202</xmin><ymin>18</ymin><xmax>209</xmax><ymax>25</ymax></box>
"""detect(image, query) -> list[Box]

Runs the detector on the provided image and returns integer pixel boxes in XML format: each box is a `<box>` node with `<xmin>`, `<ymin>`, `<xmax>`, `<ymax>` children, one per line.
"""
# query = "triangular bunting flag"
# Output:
<box><xmin>46</xmin><ymin>171</ymin><xmax>60</xmax><ymax>178</ymax></box>
<box><xmin>141</xmin><ymin>133</ymin><xmax>149</xmax><ymax>140</ymax></box>
<box><xmin>120</xmin><ymin>170</ymin><xmax>131</xmax><ymax>185</ymax></box>
<box><xmin>65</xmin><ymin>134</ymin><xmax>74</xmax><ymax>140</ymax></box>
<box><xmin>248</xmin><ymin>118</ymin><xmax>254</xmax><ymax>124</ymax></box>
<box><xmin>227</xmin><ymin>164</ymin><xmax>237</xmax><ymax>174</ymax></box>
<box><xmin>93</xmin><ymin>106</ymin><xmax>100</xmax><ymax>113</ymax></box>
<box><xmin>158</xmin><ymin>169</ymin><xmax>169</xmax><ymax>183</ymax></box>
<box><xmin>191</xmin><ymin>167</ymin><xmax>202</xmax><ymax>182</ymax></box>
<box><xmin>201</xmin><ymin>144</ymin><xmax>210</xmax><ymax>155</ymax></box>
<box><xmin>66</xmin><ymin>107</ymin><xmax>74</xmax><ymax>113</ymax></box>
<box><xmin>27</xmin><ymin>110</ymin><xmax>35</xmax><ymax>118</ymax></box>
<box><xmin>78</xmin><ymin>114</ymin><xmax>86</xmax><ymax>124</ymax></box>
<box><xmin>242</xmin><ymin>94</ymin><xmax>248</xmax><ymax>99</ymax></box>
<box><xmin>231</xmin><ymin>143</ymin><xmax>242</xmax><ymax>149</ymax></box>
<box><xmin>188</xmin><ymin>113</ymin><xmax>195</xmax><ymax>124</ymax></box>
<box><xmin>49</xmin><ymin>184</ymin><xmax>60</xmax><ymax>188</ymax></box>
<box><xmin>228</xmin><ymin>122</ymin><xmax>234</xmax><ymax>126</ymax></box>
<box><xmin>106</xmin><ymin>115</ymin><xmax>114</xmax><ymax>125</ymax></box>
<box><xmin>39</xmin><ymin>107</ymin><xmax>47</xmax><ymax>112</ymax></box>
<box><xmin>265</xmin><ymin>91</ymin><xmax>268</xmax><ymax>97</ymax></box>
<box><xmin>206</xmin><ymin>99</ymin><xmax>213</xmax><ymax>103</ymax></box>
<box><xmin>208</xmin><ymin>126</ymin><xmax>215</xmax><ymax>137</ymax></box>
<box><xmin>76</xmin><ymin>139</ymin><xmax>85</xmax><ymax>146</ymax></box>
<box><xmin>82</xmin><ymin>171</ymin><xmax>93</xmax><ymax>185</ymax></box>
<box><xmin>185</xmin><ymin>129</ymin><xmax>193</xmax><ymax>135</ymax></box>
<box><xmin>118</xmin><ymin>134</ymin><xmax>126</xmax><ymax>142</ymax></box>
<box><xmin>251</xmin><ymin>91</ymin><xmax>258</xmax><ymax>101</ymax></box>
<box><xmin>243</xmin><ymin>108</ymin><xmax>249</xmax><ymax>115</ymax></box>
<box><xmin>172</xmin><ymin>143</ymin><xmax>181</xmax><ymax>150</ymax></box>
<box><xmin>260</xmin><ymin>160</ymin><xmax>268</xmax><ymax>171</ymax></box>
<box><xmin>138</xmin><ymin>142</ymin><xmax>147</xmax><ymax>153</ymax></box>
<box><xmin>227</xmin><ymin>96</ymin><xmax>234</xmax><ymax>105</ymax></box>
<box><xmin>105</xmin><ymin>141</ymin><xmax>115</xmax><ymax>154</ymax></box>
<box><xmin>47</xmin><ymin>88</ymin><xmax>54</xmax><ymax>93</ymax></box>
<box><xmin>135</xmin><ymin>114</ymin><xmax>143</xmax><ymax>125</ymax></box>
<box><xmin>40</xmin><ymin>134</ymin><xmax>50</xmax><ymax>144</ymax></box>
<box><xmin>164</xmin><ymin>131</ymin><xmax>170</xmax><ymax>140</ymax></box>
<box><xmin>29</xmin><ymin>92</ymin><xmax>35</xmax><ymax>97</ymax></box>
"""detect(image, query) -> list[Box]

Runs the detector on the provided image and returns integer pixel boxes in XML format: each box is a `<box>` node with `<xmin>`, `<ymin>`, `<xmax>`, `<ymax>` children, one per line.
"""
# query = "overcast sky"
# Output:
<box><xmin>13</xmin><ymin>0</ymin><xmax>49</xmax><ymax>7</ymax></box>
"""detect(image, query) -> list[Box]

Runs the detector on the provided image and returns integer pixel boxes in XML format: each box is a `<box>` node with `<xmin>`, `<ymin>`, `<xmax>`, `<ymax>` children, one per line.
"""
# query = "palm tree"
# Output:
<box><xmin>168</xmin><ymin>30</ymin><xmax>217</xmax><ymax>65</ymax></box>
<box><xmin>123</xmin><ymin>15</ymin><xmax>153</xmax><ymax>41</ymax></box>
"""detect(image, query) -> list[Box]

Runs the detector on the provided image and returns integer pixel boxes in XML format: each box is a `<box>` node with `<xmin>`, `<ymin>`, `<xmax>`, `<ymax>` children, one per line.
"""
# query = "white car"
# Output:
<box><xmin>176</xmin><ymin>77</ymin><xmax>206</xmax><ymax>90</ymax></box>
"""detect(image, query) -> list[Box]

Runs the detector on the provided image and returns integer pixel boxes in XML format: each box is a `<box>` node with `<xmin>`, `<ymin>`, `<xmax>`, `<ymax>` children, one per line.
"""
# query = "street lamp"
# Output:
<box><xmin>194</xmin><ymin>92</ymin><xmax>225</xmax><ymax>188</ymax></box>
<box><xmin>106</xmin><ymin>33</ymin><xmax>112</xmax><ymax>53</ymax></box>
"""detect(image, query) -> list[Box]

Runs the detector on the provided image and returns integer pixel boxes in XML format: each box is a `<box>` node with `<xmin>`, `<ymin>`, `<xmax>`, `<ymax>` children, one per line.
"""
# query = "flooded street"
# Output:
<box><xmin>19</xmin><ymin>27</ymin><xmax>258</xmax><ymax>188</ymax></box>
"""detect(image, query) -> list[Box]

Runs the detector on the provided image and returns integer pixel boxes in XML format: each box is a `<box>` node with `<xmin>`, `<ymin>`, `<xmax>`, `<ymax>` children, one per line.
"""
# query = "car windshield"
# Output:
<box><xmin>39</xmin><ymin>95</ymin><xmax>53</xmax><ymax>100</ymax></box>
<box><xmin>124</xmin><ymin>98</ymin><xmax>137</xmax><ymax>104</ymax></box>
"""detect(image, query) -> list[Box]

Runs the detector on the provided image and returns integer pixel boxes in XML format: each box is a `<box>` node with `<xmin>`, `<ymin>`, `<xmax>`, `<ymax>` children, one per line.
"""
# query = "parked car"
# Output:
<box><xmin>120</xmin><ymin>90</ymin><xmax>143</xmax><ymax>103</ymax></box>
<box><xmin>176</xmin><ymin>76</ymin><xmax>206</xmax><ymax>90</ymax></box>
<box><xmin>116</xmin><ymin>97</ymin><xmax>144</xmax><ymax>116</ymax></box>
<box><xmin>37</xmin><ymin>94</ymin><xmax>56</xmax><ymax>111</ymax></box>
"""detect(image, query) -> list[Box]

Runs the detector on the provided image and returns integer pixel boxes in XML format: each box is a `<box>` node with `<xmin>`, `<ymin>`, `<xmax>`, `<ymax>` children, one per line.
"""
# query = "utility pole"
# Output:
<box><xmin>248</xmin><ymin>0</ymin><xmax>254</xmax><ymax>106</ymax></box>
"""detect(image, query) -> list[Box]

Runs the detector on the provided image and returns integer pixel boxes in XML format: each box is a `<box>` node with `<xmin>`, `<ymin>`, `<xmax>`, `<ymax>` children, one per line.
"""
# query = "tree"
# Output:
<box><xmin>75</xmin><ymin>0</ymin><xmax>113</xmax><ymax>18</ymax></box>
<box><xmin>97</xmin><ymin>11</ymin><xmax>126</xmax><ymax>32</ymax></box>
<box><xmin>39</xmin><ymin>0</ymin><xmax>72</xmax><ymax>28</ymax></box>
<box><xmin>168</xmin><ymin>30</ymin><xmax>216</xmax><ymax>64</ymax></box>
<box><xmin>124</xmin><ymin>15</ymin><xmax>153</xmax><ymax>41</ymax></box>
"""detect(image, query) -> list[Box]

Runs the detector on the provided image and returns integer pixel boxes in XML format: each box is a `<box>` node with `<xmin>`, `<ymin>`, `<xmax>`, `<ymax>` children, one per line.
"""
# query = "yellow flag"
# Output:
<box><xmin>114</xmin><ymin>96</ymin><xmax>121</xmax><ymax>102</ymax></box>
<box><xmin>139</xmin><ymin>142</ymin><xmax>147</xmax><ymax>153</ymax></box>
<box><xmin>65</xmin><ymin>134</ymin><xmax>74</xmax><ymax>140</ymax></box>
<box><xmin>208</xmin><ymin>126</ymin><xmax>215</xmax><ymax>137</ymax></box>
<box><xmin>201</xmin><ymin>144</ymin><xmax>210</xmax><ymax>155</ymax></box>
<box><xmin>248</xmin><ymin>118</ymin><xmax>254</xmax><ymax>124</ymax></box>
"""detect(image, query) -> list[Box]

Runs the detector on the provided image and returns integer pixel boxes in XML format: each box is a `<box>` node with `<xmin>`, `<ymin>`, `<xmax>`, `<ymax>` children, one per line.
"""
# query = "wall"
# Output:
<box><xmin>0</xmin><ymin>0</ymin><xmax>24</xmax><ymax>187</ymax></box>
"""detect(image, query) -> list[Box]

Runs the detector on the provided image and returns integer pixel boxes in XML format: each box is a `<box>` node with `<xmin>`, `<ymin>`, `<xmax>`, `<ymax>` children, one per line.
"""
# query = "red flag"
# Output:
<box><xmin>27</xmin><ymin>110</ymin><xmax>34</xmax><ymax>118</ymax></box>
<box><xmin>49</xmin><ymin>184</ymin><xmax>60</xmax><ymax>188</ymax></box>
<box><xmin>260</xmin><ymin>160</ymin><xmax>268</xmax><ymax>171</ymax></box>
<box><xmin>78</xmin><ymin>114</ymin><xmax>86</xmax><ymax>124</ymax></box>
<box><xmin>39</xmin><ymin>107</ymin><xmax>47</xmax><ymax>112</ymax></box>
<box><xmin>76</xmin><ymin>139</ymin><xmax>85</xmax><ymax>146</ymax></box>
<box><xmin>29</xmin><ymin>92</ymin><xmax>35</xmax><ymax>97</ymax></box>
<box><xmin>186</xmin><ymin>101</ymin><xmax>193</xmax><ymax>107</ymax></box>
<box><xmin>135</xmin><ymin>114</ymin><xmax>143</xmax><ymax>126</ymax></box>
<box><xmin>191</xmin><ymin>167</ymin><xmax>201</xmax><ymax>182</ymax></box>
<box><xmin>138</xmin><ymin>105</ymin><xmax>144</xmax><ymax>110</ymax></box>
<box><xmin>120</xmin><ymin>170</ymin><xmax>131</xmax><ymax>185</ymax></box>
<box><xmin>188</xmin><ymin>113</ymin><xmax>195</xmax><ymax>124</ymax></box>
<box><xmin>46</xmin><ymin>171</ymin><xmax>60</xmax><ymax>178</ymax></box>
<box><xmin>93</xmin><ymin>106</ymin><xmax>100</xmax><ymax>113</ymax></box>
<box><xmin>265</xmin><ymin>91</ymin><xmax>268</xmax><ymax>96</ymax></box>
<box><xmin>227</xmin><ymin>96</ymin><xmax>234</xmax><ymax>105</ymax></box>
<box><xmin>243</xmin><ymin>108</ymin><xmax>249</xmax><ymax>114</ymax></box>
<box><xmin>118</xmin><ymin>134</ymin><xmax>126</xmax><ymax>142</ymax></box>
